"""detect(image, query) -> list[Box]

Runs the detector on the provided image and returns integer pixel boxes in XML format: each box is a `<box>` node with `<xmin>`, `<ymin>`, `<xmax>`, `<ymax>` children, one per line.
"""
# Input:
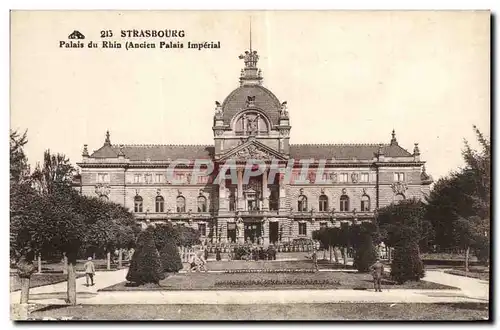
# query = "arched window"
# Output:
<box><xmin>229</xmin><ymin>193</ymin><xmax>236</xmax><ymax>211</ymax></box>
<box><xmin>298</xmin><ymin>195</ymin><xmax>308</xmax><ymax>212</ymax></box>
<box><xmin>134</xmin><ymin>195</ymin><xmax>143</xmax><ymax>213</ymax></box>
<box><xmin>234</xmin><ymin>111</ymin><xmax>270</xmax><ymax>135</ymax></box>
<box><xmin>197</xmin><ymin>196</ymin><xmax>207</xmax><ymax>212</ymax></box>
<box><xmin>360</xmin><ymin>195</ymin><xmax>370</xmax><ymax>212</ymax></box>
<box><xmin>176</xmin><ymin>196</ymin><xmax>186</xmax><ymax>213</ymax></box>
<box><xmin>340</xmin><ymin>195</ymin><xmax>349</xmax><ymax>212</ymax></box>
<box><xmin>155</xmin><ymin>196</ymin><xmax>164</xmax><ymax>213</ymax></box>
<box><xmin>319</xmin><ymin>195</ymin><xmax>329</xmax><ymax>212</ymax></box>
<box><xmin>394</xmin><ymin>193</ymin><xmax>405</xmax><ymax>203</ymax></box>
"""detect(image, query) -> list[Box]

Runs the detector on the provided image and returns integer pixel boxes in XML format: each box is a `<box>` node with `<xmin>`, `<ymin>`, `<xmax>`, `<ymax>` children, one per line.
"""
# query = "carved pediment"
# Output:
<box><xmin>220</xmin><ymin>140</ymin><xmax>287</xmax><ymax>161</ymax></box>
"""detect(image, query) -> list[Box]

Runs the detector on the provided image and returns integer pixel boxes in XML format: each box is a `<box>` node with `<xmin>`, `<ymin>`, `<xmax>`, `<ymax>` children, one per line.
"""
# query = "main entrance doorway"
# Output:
<box><xmin>227</xmin><ymin>222</ymin><xmax>237</xmax><ymax>243</ymax></box>
<box><xmin>244</xmin><ymin>222</ymin><xmax>262</xmax><ymax>243</ymax></box>
<box><xmin>269</xmin><ymin>222</ymin><xmax>279</xmax><ymax>244</ymax></box>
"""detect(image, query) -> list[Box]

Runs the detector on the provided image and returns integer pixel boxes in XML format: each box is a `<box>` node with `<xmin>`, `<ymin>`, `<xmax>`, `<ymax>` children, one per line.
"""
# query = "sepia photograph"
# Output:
<box><xmin>9</xmin><ymin>10</ymin><xmax>490</xmax><ymax>321</ymax></box>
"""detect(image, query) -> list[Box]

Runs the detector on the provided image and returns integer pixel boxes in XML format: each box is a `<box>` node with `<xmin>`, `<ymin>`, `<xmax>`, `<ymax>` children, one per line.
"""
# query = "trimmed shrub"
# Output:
<box><xmin>126</xmin><ymin>228</ymin><xmax>165</xmax><ymax>285</ymax></box>
<box><xmin>159</xmin><ymin>239</ymin><xmax>183</xmax><ymax>273</ymax></box>
<box><xmin>353</xmin><ymin>233</ymin><xmax>377</xmax><ymax>273</ymax></box>
<box><xmin>391</xmin><ymin>240</ymin><xmax>425</xmax><ymax>284</ymax></box>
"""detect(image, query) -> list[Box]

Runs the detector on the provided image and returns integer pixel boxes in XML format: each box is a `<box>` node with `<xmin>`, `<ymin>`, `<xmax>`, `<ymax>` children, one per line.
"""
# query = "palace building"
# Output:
<box><xmin>76</xmin><ymin>47</ymin><xmax>433</xmax><ymax>246</ymax></box>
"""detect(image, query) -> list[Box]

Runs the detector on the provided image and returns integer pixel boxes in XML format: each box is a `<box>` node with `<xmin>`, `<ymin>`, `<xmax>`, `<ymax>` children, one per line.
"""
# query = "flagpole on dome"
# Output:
<box><xmin>249</xmin><ymin>17</ymin><xmax>252</xmax><ymax>53</ymax></box>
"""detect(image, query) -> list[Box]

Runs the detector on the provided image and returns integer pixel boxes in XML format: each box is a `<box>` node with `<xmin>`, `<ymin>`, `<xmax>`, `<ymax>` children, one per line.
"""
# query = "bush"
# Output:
<box><xmin>126</xmin><ymin>228</ymin><xmax>165</xmax><ymax>285</ymax></box>
<box><xmin>474</xmin><ymin>236</ymin><xmax>490</xmax><ymax>264</ymax></box>
<box><xmin>159</xmin><ymin>239</ymin><xmax>182</xmax><ymax>273</ymax></box>
<box><xmin>353</xmin><ymin>232</ymin><xmax>377</xmax><ymax>272</ymax></box>
<box><xmin>267</xmin><ymin>245</ymin><xmax>277</xmax><ymax>260</ymax></box>
<box><xmin>390</xmin><ymin>240</ymin><xmax>425</xmax><ymax>284</ymax></box>
<box><xmin>233</xmin><ymin>246</ymin><xmax>251</xmax><ymax>260</ymax></box>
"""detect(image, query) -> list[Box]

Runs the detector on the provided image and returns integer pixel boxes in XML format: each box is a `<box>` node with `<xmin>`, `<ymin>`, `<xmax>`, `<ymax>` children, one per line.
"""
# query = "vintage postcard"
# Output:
<box><xmin>10</xmin><ymin>10</ymin><xmax>490</xmax><ymax>321</ymax></box>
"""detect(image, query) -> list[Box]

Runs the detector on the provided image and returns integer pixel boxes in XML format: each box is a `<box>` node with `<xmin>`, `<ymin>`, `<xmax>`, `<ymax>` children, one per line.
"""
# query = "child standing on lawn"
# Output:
<box><xmin>84</xmin><ymin>257</ymin><xmax>96</xmax><ymax>287</ymax></box>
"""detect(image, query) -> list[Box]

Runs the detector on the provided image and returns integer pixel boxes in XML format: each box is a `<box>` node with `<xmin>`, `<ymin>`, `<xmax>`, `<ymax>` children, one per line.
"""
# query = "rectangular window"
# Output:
<box><xmin>394</xmin><ymin>172</ymin><xmax>405</xmax><ymax>182</ymax></box>
<box><xmin>134</xmin><ymin>174</ymin><xmax>141</xmax><ymax>183</ymax></box>
<box><xmin>339</xmin><ymin>173</ymin><xmax>349</xmax><ymax>183</ymax></box>
<box><xmin>155</xmin><ymin>174</ymin><xmax>163</xmax><ymax>183</ymax></box>
<box><xmin>299</xmin><ymin>223</ymin><xmax>307</xmax><ymax>236</ymax></box>
<box><xmin>198</xmin><ymin>223</ymin><xmax>206</xmax><ymax>237</ymax></box>
<box><xmin>360</xmin><ymin>173</ymin><xmax>369</xmax><ymax>183</ymax></box>
<box><xmin>198</xmin><ymin>176</ymin><xmax>209</xmax><ymax>184</ymax></box>
<box><xmin>322</xmin><ymin>173</ymin><xmax>329</xmax><ymax>181</ymax></box>
<box><xmin>175</xmin><ymin>173</ymin><xmax>185</xmax><ymax>183</ymax></box>
<box><xmin>144</xmin><ymin>174</ymin><xmax>153</xmax><ymax>184</ymax></box>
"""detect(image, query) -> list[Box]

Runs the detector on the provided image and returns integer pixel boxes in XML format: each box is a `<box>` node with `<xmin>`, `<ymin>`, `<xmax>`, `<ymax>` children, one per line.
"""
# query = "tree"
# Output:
<box><xmin>126</xmin><ymin>227</ymin><xmax>165</xmax><ymax>285</ymax></box>
<box><xmin>175</xmin><ymin>225</ymin><xmax>201</xmax><ymax>247</ymax></box>
<box><xmin>43</xmin><ymin>186</ymin><xmax>86</xmax><ymax>304</ymax></box>
<box><xmin>351</xmin><ymin>223</ymin><xmax>378</xmax><ymax>272</ymax></box>
<box><xmin>152</xmin><ymin>223</ymin><xmax>183</xmax><ymax>273</ymax></box>
<box><xmin>10</xmin><ymin>129</ymin><xmax>30</xmax><ymax>184</ymax></box>
<box><xmin>377</xmin><ymin>198</ymin><xmax>433</xmax><ymax>252</ymax></box>
<box><xmin>462</xmin><ymin>126</ymin><xmax>490</xmax><ymax>220</ymax></box>
<box><xmin>158</xmin><ymin>240</ymin><xmax>183</xmax><ymax>273</ymax></box>
<box><xmin>453</xmin><ymin>216</ymin><xmax>489</xmax><ymax>271</ymax></box>
<box><xmin>31</xmin><ymin>150</ymin><xmax>75</xmax><ymax>195</ymax></box>
<box><xmin>425</xmin><ymin>126</ymin><xmax>490</xmax><ymax>268</ymax></box>
<box><xmin>10</xmin><ymin>183</ymin><xmax>44</xmax><ymax>304</ymax></box>
<box><xmin>390</xmin><ymin>227</ymin><xmax>425</xmax><ymax>284</ymax></box>
<box><xmin>312</xmin><ymin>227</ymin><xmax>339</xmax><ymax>262</ymax></box>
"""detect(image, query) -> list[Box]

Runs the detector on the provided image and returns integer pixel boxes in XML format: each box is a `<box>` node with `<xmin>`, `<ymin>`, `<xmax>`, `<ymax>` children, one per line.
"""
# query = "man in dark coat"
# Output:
<box><xmin>370</xmin><ymin>258</ymin><xmax>384</xmax><ymax>292</ymax></box>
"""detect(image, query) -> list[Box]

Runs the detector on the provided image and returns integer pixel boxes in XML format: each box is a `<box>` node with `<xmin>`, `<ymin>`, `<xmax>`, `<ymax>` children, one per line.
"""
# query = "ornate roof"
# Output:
<box><xmin>90</xmin><ymin>144</ymin><xmax>214</xmax><ymax>161</ymax></box>
<box><xmin>89</xmin><ymin>142</ymin><xmax>412</xmax><ymax>161</ymax></box>
<box><xmin>289</xmin><ymin>143</ymin><xmax>413</xmax><ymax>160</ymax></box>
<box><xmin>221</xmin><ymin>85</ymin><xmax>282</xmax><ymax>126</ymax></box>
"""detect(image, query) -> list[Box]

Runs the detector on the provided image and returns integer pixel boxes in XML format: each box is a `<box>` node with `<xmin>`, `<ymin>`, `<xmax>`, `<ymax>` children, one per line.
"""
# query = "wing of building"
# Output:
<box><xmin>77</xmin><ymin>47</ymin><xmax>433</xmax><ymax>245</ymax></box>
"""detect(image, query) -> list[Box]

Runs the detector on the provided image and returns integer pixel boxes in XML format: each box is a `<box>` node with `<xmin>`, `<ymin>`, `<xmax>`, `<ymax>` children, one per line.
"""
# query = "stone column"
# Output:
<box><xmin>278</xmin><ymin>173</ymin><xmax>287</xmax><ymax>212</ymax></box>
<box><xmin>237</xmin><ymin>218</ymin><xmax>245</xmax><ymax>244</ymax></box>
<box><xmin>218</xmin><ymin>178</ymin><xmax>227</xmax><ymax>211</ymax></box>
<box><xmin>237</xmin><ymin>168</ymin><xmax>244</xmax><ymax>210</ymax></box>
<box><xmin>263</xmin><ymin>218</ymin><xmax>269</xmax><ymax>247</ymax></box>
<box><xmin>262</xmin><ymin>170</ymin><xmax>269</xmax><ymax>211</ymax></box>
<box><xmin>222</xmin><ymin>222</ymin><xmax>228</xmax><ymax>244</ymax></box>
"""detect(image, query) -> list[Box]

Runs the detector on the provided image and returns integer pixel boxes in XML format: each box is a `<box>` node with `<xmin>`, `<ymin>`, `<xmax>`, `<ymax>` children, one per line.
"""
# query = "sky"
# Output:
<box><xmin>10</xmin><ymin>10</ymin><xmax>490</xmax><ymax>181</ymax></box>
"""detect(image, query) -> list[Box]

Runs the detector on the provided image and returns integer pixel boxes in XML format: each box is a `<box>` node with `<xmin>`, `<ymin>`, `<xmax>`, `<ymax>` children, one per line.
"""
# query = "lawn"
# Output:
<box><xmin>201</xmin><ymin>259</ymin><xmax>352</xmax><ymax>271</ymax></box>
<box><xmin>444</xmin><ymin>268</ymin><xmax>490</xmax><ymax>281</ymax></box>
<box><xmin>26</xmin><ymin>303</ymin><xmax>489</xmax><ymax>320</ymax></box>
<box><xmin>10</xmin><ymin>274</ymin><xmax>85</xmax><ymax>292</ymax></box>
<box><xmin>100</xmin><ymin>271</ymin><xmax>455</xmax><ymax>292</ymax></box>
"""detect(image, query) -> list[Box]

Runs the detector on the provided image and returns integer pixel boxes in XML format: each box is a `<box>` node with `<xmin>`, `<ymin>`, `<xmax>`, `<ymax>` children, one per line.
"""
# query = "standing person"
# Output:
<box><xmin>84</xmin><ymin>257</ymin><xmax>96</xmax><ymax>287</ymax></box>
<box><xmin>370</xmin><ymin>258</ymin><xmax>384</xmax><ymax>292</ymax></box>
<box><xmin>312</xmin><ymin>248</ymin><xmax>318</xmax><ymax>271</ymax></box>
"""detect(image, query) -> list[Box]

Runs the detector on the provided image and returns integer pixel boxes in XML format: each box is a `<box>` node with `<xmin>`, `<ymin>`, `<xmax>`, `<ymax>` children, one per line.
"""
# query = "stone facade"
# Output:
<box><xmin>76</xmin><ymin>47</ymin><xmax>433</xmax><ymax>246</ymax></box>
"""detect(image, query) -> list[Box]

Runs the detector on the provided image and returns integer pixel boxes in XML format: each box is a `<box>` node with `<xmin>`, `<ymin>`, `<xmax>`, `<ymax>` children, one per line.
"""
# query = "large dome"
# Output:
<box><xmin>221</xmin><ymin>84</ymin><xmax>282</xmax><ymax>126</ymax></box>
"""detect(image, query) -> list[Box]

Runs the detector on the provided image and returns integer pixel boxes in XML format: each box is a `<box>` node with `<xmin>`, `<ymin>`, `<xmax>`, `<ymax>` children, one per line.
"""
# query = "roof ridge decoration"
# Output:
<box><xmin>104</xmin><ymin>130</ymin><xmax>111</xmax><ymax>146</ymax></box>
<box><xmin>117</xmin><ymin>144</ymin><xmax>213</xmax><ymax>148</ymax></box>
<box><xmin>290</xmin><ymin>143</ymin><xmax>388</xmax><ymax>147</ymax></box>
